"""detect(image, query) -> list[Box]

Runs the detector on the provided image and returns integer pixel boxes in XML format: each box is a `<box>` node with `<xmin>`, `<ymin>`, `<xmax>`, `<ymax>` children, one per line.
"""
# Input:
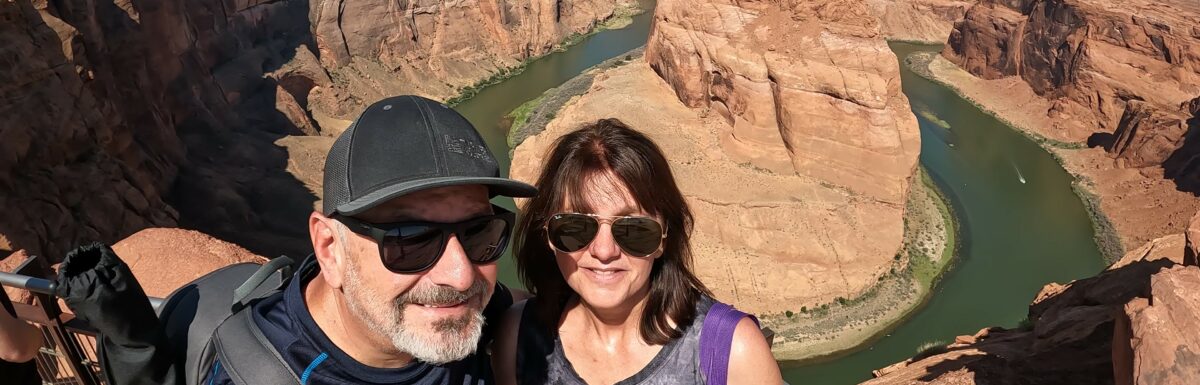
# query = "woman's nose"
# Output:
<box><xmin>587</xmin><ymin>223</ymin><xmax>622</xmax><ymax>262</ymax></box>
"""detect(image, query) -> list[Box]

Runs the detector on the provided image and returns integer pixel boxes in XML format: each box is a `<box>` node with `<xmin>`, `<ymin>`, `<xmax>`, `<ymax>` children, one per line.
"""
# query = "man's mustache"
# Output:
<box><xmin>397</xmin><ymin>279</ymin><xmax>487</xmax><ymax>307</ymax></box>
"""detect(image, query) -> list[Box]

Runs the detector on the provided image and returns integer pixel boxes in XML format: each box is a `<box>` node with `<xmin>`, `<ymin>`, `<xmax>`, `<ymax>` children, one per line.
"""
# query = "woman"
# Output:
<box><xmin>493</xmin><ymin>119</ymin><xmax>781</xmax><ymax>384</ymax></box>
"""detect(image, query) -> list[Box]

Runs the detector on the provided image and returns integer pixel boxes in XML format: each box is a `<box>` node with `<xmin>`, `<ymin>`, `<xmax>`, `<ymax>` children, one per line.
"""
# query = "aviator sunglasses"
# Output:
<box><xmin>544</xmin><ymin>213</ymin><xmax>667</xmax><ymax>257</ymax></box>
<box><xmin>332</xmin><ymin>205</ymin><xmax>514</xmax><ymax>274</ymax></box>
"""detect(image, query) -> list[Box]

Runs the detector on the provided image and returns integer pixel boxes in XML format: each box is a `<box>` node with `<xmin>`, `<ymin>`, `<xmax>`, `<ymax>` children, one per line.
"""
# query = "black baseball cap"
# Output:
<box><xmin>322</xmin><ymin>95</ymin><xmax>537</xmax><ymax>216</ymax></box>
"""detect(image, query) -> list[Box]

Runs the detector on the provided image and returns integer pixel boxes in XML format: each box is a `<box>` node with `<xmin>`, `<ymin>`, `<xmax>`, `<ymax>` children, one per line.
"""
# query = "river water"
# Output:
<box><xmin>453</xmin><ymin>7</ymin><xmax>1106</xmax><ymax>384</ymax></box>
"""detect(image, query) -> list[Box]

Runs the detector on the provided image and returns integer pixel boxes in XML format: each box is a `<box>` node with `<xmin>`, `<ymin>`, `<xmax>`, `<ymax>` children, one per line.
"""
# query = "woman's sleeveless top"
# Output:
<box><xmin>515</xmin><ymin>296</ymin><xmax>715</xmax><ymax>385</ymax></box>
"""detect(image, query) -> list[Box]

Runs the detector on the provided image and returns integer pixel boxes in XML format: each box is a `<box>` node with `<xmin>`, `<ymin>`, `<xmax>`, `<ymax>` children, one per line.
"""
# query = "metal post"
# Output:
<box><xmin>14</xmin><ymin>256</ymin><xmax>101</xmax><ymax>385</ymax></box>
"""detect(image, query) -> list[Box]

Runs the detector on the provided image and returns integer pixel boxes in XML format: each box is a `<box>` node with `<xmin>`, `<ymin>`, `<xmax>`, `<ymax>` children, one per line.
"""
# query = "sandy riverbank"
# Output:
<box><xmin>907</xmin><ymin>51</ymin><xmax>1200</xmax><ymax>262</ymax></box>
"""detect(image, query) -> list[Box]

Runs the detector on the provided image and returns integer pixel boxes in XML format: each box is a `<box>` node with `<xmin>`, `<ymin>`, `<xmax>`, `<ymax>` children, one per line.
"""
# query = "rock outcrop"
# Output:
<box><xmin>110</xmin><ymin>228</ymin><xmax>268</xmax><ymax>297</ymax></box>
<box><xmin>1</xmin><ymin>228</ymin><xmax>265</xmax><ymax>304</ymax></box>
<box><xmin>312</xmin><ymin>0</ymin><xmax>639</xmax><ymax>107</ymax></box>
<box><xmin>868</xmin><ymin>0</ymin><xmax>972</xmax><ymax>43</ymax></box>
<box><xmin>646</xmin><ymin>0</ymin><xmax>921</xmax><ymax>206</ymax></box>
<box><xmin>643</xmin><ymin>0</ymin><xmax>921</xmax><ymax>311</ymax></box>
<box><xmin>0</xmin><ymin>0</ymin><xmax>633</xmax><ymax>261</ymax></box>
<box><xmin>943</xmin><ymin>0</ymin><xmax>1200</xmax><ymax>192</ymax></box>
<box><xmin>865</xmin><ymin>210</ymin><xmax>1200</xmax><ymax>385</ymax></box>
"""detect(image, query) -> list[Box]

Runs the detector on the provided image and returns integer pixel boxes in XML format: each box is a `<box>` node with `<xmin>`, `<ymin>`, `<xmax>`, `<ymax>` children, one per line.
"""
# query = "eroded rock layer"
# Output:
<box><xmin>868</xmin><ymin>0</ymin><xmax>972</xmax><ymax>43</ymax></box>
<box><xmin>943</xmin><ymin>0</ymin><xmax>1200</xmax><ymax>189</ymax></box>
<box><xmin>646</xmin><ymin>0</ymin><xmax>921</xmax><ymax>206</ymax></box>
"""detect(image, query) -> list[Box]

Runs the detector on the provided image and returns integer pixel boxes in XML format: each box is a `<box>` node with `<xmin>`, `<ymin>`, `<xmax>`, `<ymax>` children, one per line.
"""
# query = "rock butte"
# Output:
<box><xmin>513</xmin><ymin>0</ymin><xmax>922</xmax><ymax>317</ymax></box>
<box><xmin>0</xmin><ymin>0</ymin><xmax>636</xmax><ymax>262</ymax></box>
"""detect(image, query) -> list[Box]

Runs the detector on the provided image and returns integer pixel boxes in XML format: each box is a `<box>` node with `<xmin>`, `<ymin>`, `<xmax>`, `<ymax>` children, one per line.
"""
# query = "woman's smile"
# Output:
<box><xmin>580</xmin><ymin>265</ymin><xmax>628</xmax><ymax>284</ymax></box>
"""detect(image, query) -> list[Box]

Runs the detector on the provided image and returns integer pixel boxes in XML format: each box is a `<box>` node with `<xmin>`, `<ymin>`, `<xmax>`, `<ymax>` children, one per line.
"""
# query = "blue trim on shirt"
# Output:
<box><xmin>300</xmin><ymin>352</ymin><xmax>329</xmax><ymax>385</ymax></box>
<box><xmin>208</xmin><ymin>361</ymin><xmax>221</xmax><ymax>385</ymax></box>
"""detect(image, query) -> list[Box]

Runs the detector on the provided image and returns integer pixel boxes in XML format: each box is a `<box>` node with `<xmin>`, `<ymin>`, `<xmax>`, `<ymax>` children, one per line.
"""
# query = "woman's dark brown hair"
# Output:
<box><xmin>514</xmin><ymin>118</ymin><xmax>711</xmax><ymax>345</ymax></box>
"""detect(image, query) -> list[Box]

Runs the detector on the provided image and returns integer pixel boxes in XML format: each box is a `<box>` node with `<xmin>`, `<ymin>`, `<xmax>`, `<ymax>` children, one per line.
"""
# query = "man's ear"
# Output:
<box><xmin>310</xmin><ymin>211</ymin><xmax>346</xmax><ymax>289</ymax></box>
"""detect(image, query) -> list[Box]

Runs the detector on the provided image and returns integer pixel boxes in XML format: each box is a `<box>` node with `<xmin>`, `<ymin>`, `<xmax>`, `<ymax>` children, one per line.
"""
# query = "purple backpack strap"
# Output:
<box><xmin>699</xmin><ymin>302</ymin><xmax>758</xmax><ymax>385</ymax></box>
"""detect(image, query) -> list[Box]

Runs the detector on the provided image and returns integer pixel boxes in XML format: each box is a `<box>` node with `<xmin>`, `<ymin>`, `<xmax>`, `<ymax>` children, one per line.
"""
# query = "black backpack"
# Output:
<box><xmin>157</xmin><ymin>256</ymin><xmax>304</xmax><ymax>385</ymax></box>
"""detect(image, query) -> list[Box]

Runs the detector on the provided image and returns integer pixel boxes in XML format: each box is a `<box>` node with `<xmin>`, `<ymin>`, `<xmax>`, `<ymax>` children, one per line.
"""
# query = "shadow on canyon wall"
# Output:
<box><xmin>1</xmin><ymin>0</ymin><xmax>322</xmax><ymax>261</ymax></box>
<box><xmin>1164</xmin><ymin>111</ymin><xmax>1200</xmax><ymax>196</ymax></box>
<box><xmin>906</xmin><ymin>258</ymin><xmax>1177</xmax><ymax>385</ymax></box>
<box><xmin>1087</xmin><ymin>109</ymin><xmax>1200</xmax><ymax>198</ymax></box>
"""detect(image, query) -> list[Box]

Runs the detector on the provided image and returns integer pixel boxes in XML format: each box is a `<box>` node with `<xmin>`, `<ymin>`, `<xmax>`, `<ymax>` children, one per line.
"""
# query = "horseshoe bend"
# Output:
<box><xmin>1</xmin><ymin>0</ymin><xmax>1198</xmax><ymax>384</ymax></box>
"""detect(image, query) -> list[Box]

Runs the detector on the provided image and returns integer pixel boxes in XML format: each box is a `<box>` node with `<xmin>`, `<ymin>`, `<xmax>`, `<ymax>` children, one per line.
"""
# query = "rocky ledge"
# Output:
<box><xmin>865</xmin><ymin>211</ymin><xmax>1200</xmax><ymax>384</ymax></box>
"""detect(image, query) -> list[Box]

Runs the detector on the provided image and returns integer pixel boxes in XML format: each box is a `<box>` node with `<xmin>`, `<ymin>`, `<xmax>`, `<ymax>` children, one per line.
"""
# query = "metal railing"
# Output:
<box><xmin>0</xmin><ymin>254</ymin><xmax>166</xmax><ymax>385</ymax></box>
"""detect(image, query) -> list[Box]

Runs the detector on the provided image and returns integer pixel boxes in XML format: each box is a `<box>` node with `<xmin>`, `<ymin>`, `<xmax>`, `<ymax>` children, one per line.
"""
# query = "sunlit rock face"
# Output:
<box><xmin>944</xmin><ymin>0</ymin><xmax>1200</xmax><ymax>184</ymax></box>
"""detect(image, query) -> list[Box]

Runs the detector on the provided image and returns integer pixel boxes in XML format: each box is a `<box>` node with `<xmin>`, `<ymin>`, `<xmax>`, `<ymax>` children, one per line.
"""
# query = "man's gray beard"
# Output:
<box><xmin>342</xmin><ymin>258</ymin><xmax>486</xmax><ymax>365</ymax></box>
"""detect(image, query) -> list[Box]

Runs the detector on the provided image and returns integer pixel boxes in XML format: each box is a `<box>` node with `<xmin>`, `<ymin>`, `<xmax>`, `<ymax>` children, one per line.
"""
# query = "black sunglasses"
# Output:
<box><xmin>332</xmin><ymin>205</ymin><xmax>514</xmax><ymax>274</ymax></box>
<box><xmin>544</xmin><ymin>213</ymin><xmax>667</xmax><ymax>257</ymax></box>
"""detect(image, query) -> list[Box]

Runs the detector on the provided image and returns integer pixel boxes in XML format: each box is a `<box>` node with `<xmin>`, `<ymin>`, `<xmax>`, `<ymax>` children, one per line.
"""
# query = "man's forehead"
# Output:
<box><xmin>358</xmin><ymin>185</ymin><xmax>491</xmax><ymax>222</ymax></box>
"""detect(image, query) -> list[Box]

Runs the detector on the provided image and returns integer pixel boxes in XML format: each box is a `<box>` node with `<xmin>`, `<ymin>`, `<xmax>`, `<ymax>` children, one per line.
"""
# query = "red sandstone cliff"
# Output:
<box><xmin>646</xmin><ymin>0</ymin><xmax>921</xmax><ymax>207</ymax></box>
<box><xmin>869</xmin><ymin>0</ymin><xmax>973</xmax><ymax>43</ymax></box>
<box><xmin>0</xmin><ymin>0</ymin><xmax>634</xmax><ymax>261</ymax></box>
<box><xmin>931</xmin><ymin>0</ymin><xmax>1200</xmax><ymax>256</ymax></box>
<box><xmin>943</xmin><ymin>0</ymin><xmax>1200</xmax><ymax>187</ymax></box>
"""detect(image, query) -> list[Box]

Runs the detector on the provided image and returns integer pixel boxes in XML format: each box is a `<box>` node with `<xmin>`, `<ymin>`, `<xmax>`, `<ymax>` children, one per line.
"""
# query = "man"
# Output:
<box><xmin>205</xmin><ymin>95</ymin><xmax>536</xmax><ymax>384</ymax></box>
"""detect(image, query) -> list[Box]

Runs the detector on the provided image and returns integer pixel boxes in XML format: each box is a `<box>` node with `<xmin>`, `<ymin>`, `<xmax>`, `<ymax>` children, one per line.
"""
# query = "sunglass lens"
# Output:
<box><xmin>547</xmin><ymin>214</ymin><xmax>598</xmax><ymax>253</ymax></box>
<box><xmin>380</xmin><ymin>225</ymin><xmax>445</xmax><ymax>272</ymax></box>
<box><xmin>613</xmin><ymin>217</ymin><xmax>663</xmax><ymax>256</ymax></box>
<box><xmin>460</xmin><ymin>218</ymin><xmax>509</xmax><ymax>263</ymax></box>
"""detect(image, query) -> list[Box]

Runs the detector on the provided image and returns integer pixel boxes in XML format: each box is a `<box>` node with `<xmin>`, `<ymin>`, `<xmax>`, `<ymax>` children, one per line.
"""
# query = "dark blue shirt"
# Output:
<box><xmin>204</xmin><ymin>257</ymin><xmax>512</xmax><ymax>385</ymax></box>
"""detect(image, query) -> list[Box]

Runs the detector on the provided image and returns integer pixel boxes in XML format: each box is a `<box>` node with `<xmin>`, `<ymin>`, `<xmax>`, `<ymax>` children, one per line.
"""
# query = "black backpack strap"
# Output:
<box><xmin>212</xmin><ymin>307</ymin><xmax>300</xmax><ymax>385</ymax></box>
<box><xmin>232</xmin><ymin>256</ymin><xmax>296</xmax><ymax>309</ymax></box>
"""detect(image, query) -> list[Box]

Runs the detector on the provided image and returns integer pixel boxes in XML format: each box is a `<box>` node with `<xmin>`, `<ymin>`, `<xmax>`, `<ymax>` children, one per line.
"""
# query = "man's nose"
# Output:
<box><xmin>588</xmin><ymin>223</ymin><xmax>621</xmax><ymax>263</ymax></box>
<box><xmin>422</xmin><ymin>234</ymin><xmax>475</xmax><ymax>291</ymax></box>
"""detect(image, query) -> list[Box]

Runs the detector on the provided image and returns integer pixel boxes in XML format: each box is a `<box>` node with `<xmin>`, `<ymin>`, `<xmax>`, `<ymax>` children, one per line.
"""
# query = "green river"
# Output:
<box><xmin>453</xmin><ymin>5</ymin><xmax>1107</xmax><ymax>383</ymax></box>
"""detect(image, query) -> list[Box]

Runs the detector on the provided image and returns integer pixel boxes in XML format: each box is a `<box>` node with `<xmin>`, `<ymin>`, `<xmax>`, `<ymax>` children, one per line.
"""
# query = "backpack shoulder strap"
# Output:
<box><xmin>698</xmin><ymin>302</ymin><xmax>758</xmax><ymax>385</ymax></box>
<box><xmin>212</xmin><ymin>308</ymin><xmax>301</xmax><ymax>385</ymax></box>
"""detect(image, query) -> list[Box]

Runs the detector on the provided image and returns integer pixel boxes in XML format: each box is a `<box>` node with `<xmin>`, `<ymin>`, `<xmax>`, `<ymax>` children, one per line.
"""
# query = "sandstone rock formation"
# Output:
<box><xmin>110</xmin><ymin>228</ymin><xmax>268</xmax><ymax>297</ymax></box>
<box><xmin>868</xmin><ymin>0</ymin><xmax>972</xmax><ymax>43</ymax></box>
<box><xmin>512</xmin><ymin>0</ymin><xmax>922</xmax><ymax>359</ymax></box>
<box><xmin>2</xmin><ymin>228</ymin><xmax>265</xmax><ymax>306</ymax></box>
<box><xmin>864</xmin><ymin>210</ymin><xmax>1200</xmax><ymax>385</ymax></box>
<box><xmin>646</xmin><ymin>0</ymin><xmax>921</xmax><ymax>206</ymax></box>
<box><xmin>943</xmin><ymin>0</ymin><xmax>1200</xmax><ymax>191</ymax></box>
<box><xmin>0</xmin><ymin>0</ymin><xmax>633</xmax><ymax>261</ymax></box>
<box><xmin>312</xmin><ymin>0</ymin><xmax>639</xmax><ymax>106</ymax></box>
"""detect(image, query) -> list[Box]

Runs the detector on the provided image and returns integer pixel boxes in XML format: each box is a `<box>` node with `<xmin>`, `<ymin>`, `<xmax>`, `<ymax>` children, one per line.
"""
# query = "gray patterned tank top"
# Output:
<box><xmin>515</xmin><ymin>296</ymin><xmax>715</xmax><ymax>385</ymax></box>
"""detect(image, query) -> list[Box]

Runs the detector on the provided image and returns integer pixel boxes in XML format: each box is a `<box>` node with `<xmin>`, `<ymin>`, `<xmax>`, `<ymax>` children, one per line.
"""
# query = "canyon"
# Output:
<box><xmin>938</xmin><ymin>0</ymin><xmax>1200</xmax><ymax>257</ymax></box>
<box><xmin>0</xmin><ymin>0</ymin><xmax>635</xmax><ymax>261</ymax></box>
<box><xmin>2</xmin><ymin>0</ymin><xmax>1199</xmax><ymax>381</ymax></box>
